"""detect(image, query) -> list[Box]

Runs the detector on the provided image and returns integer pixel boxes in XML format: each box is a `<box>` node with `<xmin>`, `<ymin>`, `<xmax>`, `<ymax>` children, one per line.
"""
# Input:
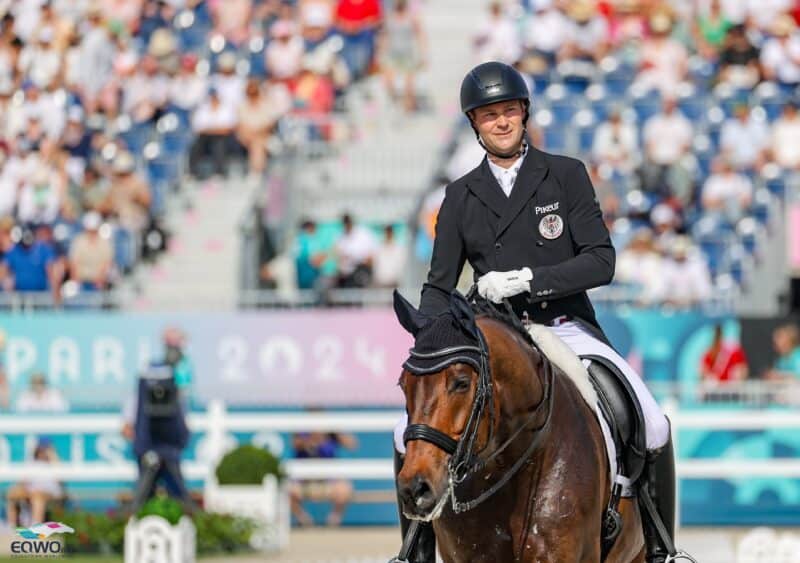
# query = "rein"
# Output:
<box><xmin>402</xmin><ymin>302</ymin><xmax>555</xmax><ymax>514</ymax></box>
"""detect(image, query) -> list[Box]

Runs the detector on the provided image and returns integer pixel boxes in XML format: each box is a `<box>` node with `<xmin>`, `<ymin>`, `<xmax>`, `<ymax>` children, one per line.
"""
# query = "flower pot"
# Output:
<box><xmin>203</xmin><ymin>473</ymin><xmax>289</xmax><ymax>551</ymax></box>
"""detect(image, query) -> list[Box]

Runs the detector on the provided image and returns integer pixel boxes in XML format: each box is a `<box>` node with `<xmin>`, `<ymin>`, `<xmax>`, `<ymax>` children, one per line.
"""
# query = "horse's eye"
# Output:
<box><xmin>449</xmin><ymin>376</ymin><xmax>471</xmax><ymax>394</ymax></box>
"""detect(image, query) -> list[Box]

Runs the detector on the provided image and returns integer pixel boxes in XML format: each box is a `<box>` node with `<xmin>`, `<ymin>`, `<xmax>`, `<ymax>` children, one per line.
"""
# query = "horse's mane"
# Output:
<box><xmin>470</xmin><ymin>300</ymin><xmax>535</xmax><ymax>349</ymax></box>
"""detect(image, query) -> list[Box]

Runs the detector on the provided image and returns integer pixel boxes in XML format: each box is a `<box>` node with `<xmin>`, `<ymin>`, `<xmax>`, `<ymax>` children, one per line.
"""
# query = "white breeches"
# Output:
<box><xmin>393</xmin><ymin>321</ymin><xmax>670</xmax><ymax>454</ymax></box>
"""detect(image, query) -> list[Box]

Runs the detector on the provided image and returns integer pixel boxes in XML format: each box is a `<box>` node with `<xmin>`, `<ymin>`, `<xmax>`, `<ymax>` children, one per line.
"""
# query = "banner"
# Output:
<box><xmin>0</xmin><ymin>311</ymin><xmax>412</xmax><ymax>408</ymax></box>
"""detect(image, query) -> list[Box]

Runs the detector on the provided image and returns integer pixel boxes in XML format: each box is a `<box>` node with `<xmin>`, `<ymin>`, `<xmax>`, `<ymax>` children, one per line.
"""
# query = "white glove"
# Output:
<box><xmin>476</xmin><ymin>268</ymin><xmax>533</xmax><ymax>303</ymax></box>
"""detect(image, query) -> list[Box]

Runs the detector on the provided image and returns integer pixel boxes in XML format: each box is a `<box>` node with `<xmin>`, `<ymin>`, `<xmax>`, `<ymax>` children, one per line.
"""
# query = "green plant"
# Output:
<box><xmin>50</xmin><ymin>500</ymin><xmax>257</xmax><ymax>556</ymax></box>
<box><xmin>215</xmin><ymin>444</ymin><xmax>285</xmax><ymax>485</ymax></box>
<box><xmin>136</xmin><ymin>496</ymin><xmax>183</xmax><ymax>525</ymax></box>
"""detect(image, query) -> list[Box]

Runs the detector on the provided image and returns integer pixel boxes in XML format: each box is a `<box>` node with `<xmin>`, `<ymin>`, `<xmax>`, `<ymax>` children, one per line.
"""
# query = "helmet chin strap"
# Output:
<box><xmin>478</xmin><ymin>135</ymin><xmax>527</xmax><ymax>160</ymax></box>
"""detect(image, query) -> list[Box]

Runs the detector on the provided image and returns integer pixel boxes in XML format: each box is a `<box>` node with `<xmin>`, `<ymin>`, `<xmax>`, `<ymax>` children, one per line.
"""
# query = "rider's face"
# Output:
<box><xmin>472</xmin><ymin>100</ymin><xmax>525</xmax><ymax>155</ymax></box>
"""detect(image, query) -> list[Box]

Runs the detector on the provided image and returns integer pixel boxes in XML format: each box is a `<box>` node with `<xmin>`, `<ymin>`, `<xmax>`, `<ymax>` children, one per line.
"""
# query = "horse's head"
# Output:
<box><xmin>393</xmin><ymin>291</ymin><xmax>547</xmax><ymax>521</ymax></box>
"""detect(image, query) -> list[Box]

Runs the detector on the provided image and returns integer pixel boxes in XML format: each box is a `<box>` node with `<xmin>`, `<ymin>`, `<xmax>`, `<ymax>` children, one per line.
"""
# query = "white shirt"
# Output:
<box><xmin>372</xmin><ymin>241</ymin><xmax>407</xmax><ymax>287</ymax></box>
<box><xmin>16</xmin><ymin>389</ymin><xmax>69</xmax><ymax>413</ymax></box>
<box><xmin>720</xmin><ymin>116</ymin><xmax>769</xmax><ymax>169</ymax></box>
<box><xmin>474</xmin><ymin>14</ymin><xmax>521</xmax><ymax>64</ymax></box>
<box><xmin>211</xmin><ymin>73</ymin><xmax>245</xmax><ymax>108</ymax></box>
<box><xmin>487</xmin><ymin>146</ymin><xmax>528</xmax><ymax>197</ymax></box>
<box><xmin>524</xmin><ymin>9</ymin><xmax>570</xmax><ymax>54</ymax></box>
<box><xmin>265</xmin><ymin>36</ymin><xmax>305</xmax><ymax>80</ymax></box>
<box><xmin>592</xmin><ymin>121</ymin><xmax>638</xmax><ymax>172</ymax></box>
<box><xmin>565</xmin><ymin>17</ymin><xmax>608</xmax><ymax>54</ymax></box>
<box><xmin>761</xmin><ymin>36</ymin><xmax>800</xmax><ymax>85</ymax></box>
<box><xmin>169</xmin><ymin>73</ymin><xmax>208</xmax><ymax>110</ymax></box>
<box><xmin>771</xmin><ymin>116</ymin><xmax>800</xmax><ymax>168</ymax></box>
<box><xmin>643</xmin><ymin>111</ymin><xmax>693</xmax><ymax>165</ymax></box>
<box><xmin>192</xmin><ymin>100</ymin><xmax>238</xmax><ymax>132</ymax></box>
<box><xmin>658</xmin><ymin>256</ymin><xmax>713</xmax><ymax>305</ymax></box>
<box><xmin>702</xmin><ymin>172</ymin><xmax>753</xmax><ymax>206</ymax></box>
<box><xmin>335</xmin><ymin>226</ymin><xmax>378</xmax><ymax>276</ymax></box>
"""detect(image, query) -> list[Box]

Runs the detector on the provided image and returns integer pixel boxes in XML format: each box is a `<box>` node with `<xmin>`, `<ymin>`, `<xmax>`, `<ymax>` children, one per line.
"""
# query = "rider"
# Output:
<box><xmin>394</xmin><ymin>61</ymin><xmax>676</xmax><ymax>563</ymax></box>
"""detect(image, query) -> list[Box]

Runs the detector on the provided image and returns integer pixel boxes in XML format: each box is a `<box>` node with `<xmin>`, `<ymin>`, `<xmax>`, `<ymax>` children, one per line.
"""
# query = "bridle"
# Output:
<box><xmin>402</xmin><ymin>303</ymin><xmax>555</xmax><ymax>514</ymax></box>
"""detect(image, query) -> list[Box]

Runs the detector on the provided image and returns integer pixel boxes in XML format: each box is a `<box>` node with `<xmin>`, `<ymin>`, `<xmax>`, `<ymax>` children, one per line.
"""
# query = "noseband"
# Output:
<box><xmin>402</xmin><ymin>320</ymin><xmax>555</xmax><ymax>514</ymax></box>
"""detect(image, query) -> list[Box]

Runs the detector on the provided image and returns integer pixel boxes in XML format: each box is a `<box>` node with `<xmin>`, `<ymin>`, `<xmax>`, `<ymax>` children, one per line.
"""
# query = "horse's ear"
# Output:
<box><xmin>449</xmin><ymin>290</ymin><xmax>479</xmax><ymax>339</ymax></box>
<box><xmin>393</xmin><ymin>290</ymin><xmax>428</xmax><ymax>336</ymax></box>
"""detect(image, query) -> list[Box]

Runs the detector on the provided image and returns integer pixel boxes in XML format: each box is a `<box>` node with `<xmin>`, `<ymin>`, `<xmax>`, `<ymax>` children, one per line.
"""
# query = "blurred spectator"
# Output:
<box><xmin>700</xmin><ymin>324</ymin><xmax>749</xmax><ymax>384</ymax></box>
<box><xmin>640</xmin><ymin>96</ymin><xmax>694</xmax><ymax>202</ymax></box>
<box><xmin>17</xmin><ymin>25</ymin><xmax>60</xmax><ymax>89</ymax></box>
<box><xmin>212</xmin><ymin>52</ymin><xmax>245</xmax><ymax>109</ymax></box>
<box><xmin>68</xmin><ymin>212</ymin><xmax>113</xmax><ymax>291</ymax></box>
<box><xmin>288</xmin><ymin>431</ymin><xmax>358</xmax><ymax>526</ymax></box>
<box><xmin>294</xmin><ymin>219</ymin><xmax>326</xmax><ymax>290</ymax></box>
<box><xmin>614</xmin><ymin>228</ymin><xmax>665</xmax><ymax>304</ymax></box>
<box><xmin>162</xmin><ymin>326</ymin><xmax>193</xmax><ymax>397</ymax></box>
<box><xmin>335</xmin><ymin>0</ymin><xmax>382</xmax><ymax>79</ymax></box>
<box><xmin>65</xmin><ymin>165</ymin><xmax>108</xmax><ymax>220</ymax></box>
<box><xmin>592</xmin><ymin>107</ymin><xmax>639</xmax><ymax>175</ymax></box>
<box><xmin>657</xmin><ymin>236</ymin><xmax>713</xmax><ymax>307</ymax></box>
<box><xmin>693</xmin><ymin>0</ymin><xmax>731</xmax><ymax>60</ymax></box>
<box><xmin>650</xmin><ymin>203</ymin><xmax>680</xmax><ymax>252</ymax></box>
<box><xmin>523</xmin><ymin>2</ymin><xmax>570</xmax><ymax>69</ymax></box>
<box><xmin>5</xmin><ymin>438</ymin><xmax>62</xmax><ymax>527</ymax></box>
<box><xmin>3</xmin><ymin>226</ymin><xmax>61</xmax><ymax>299</ymax></box>
<box><xmin>301</xmin><ymin>1</ymin><xmax>335</xmax><ymax>50</ymax></box>
<box><xmin>760</xmin><ymin>15</ymin><xmax>800</xmax><ymax>88</ymax></box>
<box><xmin>237</xmin><ymin>78</ymin><xmax>286</xmax><ymax>176</ymax></box>
<box><xmin>633</xmin><ymin>8</ymin><xmax>689</xmax><ymax>96</ymax></box>
<box><xmin>78</xmin><ymin>5</ymin><xmax>114</xmax><ymax>114</ymax></box>
<box><xmin>60</xmin><ymin>107</ymin><xmax>92</xmax><ymax>184</ymax></box>
<box><xmin>766</xmin><ymin>324</ymin><xmax>800</xmax><ymax>381</ymax></box>
<box><xmin>169</xmin><ymin>53</ymin><xmax>207</xmax><ymax>114</ymax></box>
<box><xmin>378</xmin><ymin>0</ymin><xmax>426</xmax><ymax>113</ymax></box>
<box><xmin>16</xmin><ymin>82</ymin><xmax>64</xmax><ymax>141</ymax></box>
<box><xmin>701</xmin><ymin>157</ymin><xmax>753</xmax><ymax>221</ymax></box>
<box><xmin>16</xmin><ymin>372</ymin><xmax>68</xmax><ymax>413</ymax></box>
<box><xmin>266</xmin><ymin>20</ymin><xmax>305</xmax><ymax>81</ymax></box>
<box><xmin>558</xmin><ymin>0</ymin><xmax>608</xmax><ymax>65</ymax></box>
<box><xmin>189</xmin><ymin>87</ymin><xmax>239</xmax><ymax>179</ymax></box>
<box><xmin>102</xmin><ymin>151</ymin><xmax>151</xmax><ymax>236</ymax></box>
<box><xmin>770</xmin><ymin>100</ymin><xmax>800</xmax><ymax>170</ymax></box>
<box><xmin>292</xmin><ymin>56</ymin><xmax>336</xmax><ymax>137</ymax></box>
<box><xmin>372</xmin><ymin>224</ymin><xmax>406</xmax><ymax>288</ymax></box>
<box><xmin>717</xmin><ymin>24</ymin><xmax>760</xmax><ymax>89</ymax></box>
<box><xmin>719</xmin><ymin>103</ymin><xmax>769</xmax><ymax>172</ymax></box>
<box><xmin>473</xmin><ymin>0</ymin><xmax>520</xmax><ymax>64</ymax></box>
<box><xmin>334</xmin><ymin>213</ymin><xmax>376</xmax><ymax>288</ymax></box>
<box><xmin>123</xmin><ymin>54</ymin><xmax>169</xmax><ymax>125</ymax></box>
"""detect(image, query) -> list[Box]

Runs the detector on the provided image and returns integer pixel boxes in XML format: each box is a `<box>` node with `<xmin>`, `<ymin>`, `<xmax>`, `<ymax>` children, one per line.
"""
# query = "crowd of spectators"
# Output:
<box><xmin>426</xmin><ymin>0</ymin><xmax>800</xmax><ymax>309</ymax></box>
<box><xmin>0</xmin><ymin>0</ymin><xmax>411</xmax><ymax>306</ymax></box>
<box><xmin>291</xmin><ymin>213</ymin><xmax>408</xmax><ymax>294</ymax></box>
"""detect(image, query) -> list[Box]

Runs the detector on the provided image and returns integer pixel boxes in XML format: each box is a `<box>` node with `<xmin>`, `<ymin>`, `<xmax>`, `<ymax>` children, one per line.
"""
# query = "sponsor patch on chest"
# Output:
<box><xmin>534</xmin><ymin>201</ymin><xmax>560</xmax><ymax>215</ymax></box>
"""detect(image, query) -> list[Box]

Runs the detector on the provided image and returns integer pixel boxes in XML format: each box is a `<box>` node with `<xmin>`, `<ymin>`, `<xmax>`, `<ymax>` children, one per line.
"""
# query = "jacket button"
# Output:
<box><xmin>541</xmin><ymin>301</ymin><xmax>548</xmax><ymax>309</ymax></box>
<box><xmin>494</xmin><ymin>242</ymin><xmax>502</xmax><ymax>251</ymax></box>
<box><xmin>536</xmin><ymin>240</ymin><xmax>544</xmax><ymax>247</ymax></box>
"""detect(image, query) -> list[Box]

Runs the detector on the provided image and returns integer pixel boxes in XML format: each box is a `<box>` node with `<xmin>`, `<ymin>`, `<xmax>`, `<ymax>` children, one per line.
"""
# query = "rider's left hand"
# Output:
<box><xmin>476</xmin><ymin>268</ymin><xmax>533</xmax><ymax>303</ymax></box>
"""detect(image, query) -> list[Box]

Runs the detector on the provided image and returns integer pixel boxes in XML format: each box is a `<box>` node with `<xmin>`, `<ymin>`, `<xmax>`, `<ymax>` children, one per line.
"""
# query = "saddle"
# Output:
<box><xmin>582</xmin><ymin>354</ymin><xmax>648</xmax><ymax>561</ymax></box>
<box><xmin>582</xmin><ymin>354</ymin><xmax>648</xmax><ymax>486</ymax></box>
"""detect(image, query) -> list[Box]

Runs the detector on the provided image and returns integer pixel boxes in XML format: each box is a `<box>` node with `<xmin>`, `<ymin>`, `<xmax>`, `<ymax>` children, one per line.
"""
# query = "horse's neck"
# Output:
<box><xmin>436</xmin><ymin>372</ymin><xmax>607</xmax><ymax>558</ymax></box>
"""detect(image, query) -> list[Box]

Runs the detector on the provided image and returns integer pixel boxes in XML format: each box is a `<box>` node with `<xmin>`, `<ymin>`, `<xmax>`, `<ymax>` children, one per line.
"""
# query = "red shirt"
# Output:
<box><xmin>335</xmin><ymin>0</ymin><xmax>381</xmax><ymax>26</ymax></box>
<box><xmin>701</xmin><ymin>343</ymin><xmax>747</xmax><ymax>382</ymax></box>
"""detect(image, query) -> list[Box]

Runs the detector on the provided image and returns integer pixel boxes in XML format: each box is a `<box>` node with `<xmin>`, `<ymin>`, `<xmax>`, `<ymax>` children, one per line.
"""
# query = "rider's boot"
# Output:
<box><xmin>394</xmin><ymin>449</ymin><xmax>437</xmax><ymax>563</ymax></box>
<box><xmin>641</xmin><ymin>432</ymin><xmax>676</xmax><ymax>563</ymax></box>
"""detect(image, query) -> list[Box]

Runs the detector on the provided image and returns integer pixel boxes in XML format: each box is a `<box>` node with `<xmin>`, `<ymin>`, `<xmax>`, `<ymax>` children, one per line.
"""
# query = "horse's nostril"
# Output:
<box><xmin>411</xmin><ymin>476</ymin><xmax>434</xmax><ymax>507</ymax></box>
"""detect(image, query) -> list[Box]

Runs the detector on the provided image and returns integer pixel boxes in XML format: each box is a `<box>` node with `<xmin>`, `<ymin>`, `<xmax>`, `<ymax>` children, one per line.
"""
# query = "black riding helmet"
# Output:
<box><xmin>460</xmin><ymin>61</ymin><xmax>530</xmax><ymax>157</ymax></box>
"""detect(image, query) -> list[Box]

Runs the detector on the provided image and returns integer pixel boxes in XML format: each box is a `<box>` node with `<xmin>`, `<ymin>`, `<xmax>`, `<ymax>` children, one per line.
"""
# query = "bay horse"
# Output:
<box><xmin>393</xmin><ymin>290</ymin><xmax>645</xmax><ymax>563</ymax></box>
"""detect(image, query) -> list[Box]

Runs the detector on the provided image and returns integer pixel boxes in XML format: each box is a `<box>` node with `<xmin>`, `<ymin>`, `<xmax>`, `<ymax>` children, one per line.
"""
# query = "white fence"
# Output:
<box><xmin>1</xmin><ymin>400</ymin><xmax>799</xmax><ymax>500</ymax></box>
